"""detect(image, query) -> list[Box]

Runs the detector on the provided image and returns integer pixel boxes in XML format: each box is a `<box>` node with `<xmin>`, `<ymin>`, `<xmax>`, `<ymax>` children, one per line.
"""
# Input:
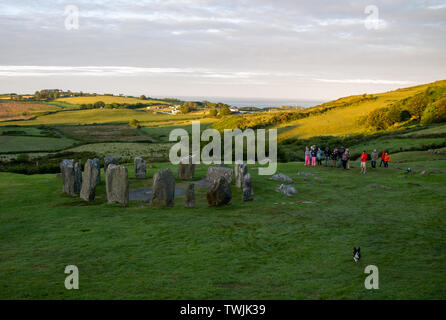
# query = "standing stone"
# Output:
<box><xmin>151</xmin><ymin>168</ymin><xmax>175</xmax><ymax>207</ymax></box>
<box><xmin>74</xmin><ymin>161</ymin><xmax>82</xmax><ymax>194</ymax></box>
<box><xmin>60</xmin><ymin>159</ymin><xmax>76</xmax><ymax>196</ymax></box>
<box><xmin>207</xmin><ymin>176</ymin><xmax>232</xmax><ymax>206</ymax></box>
<box><xmin>185</xmin><ymin>183</ymin><xmax>195</xmax><ymax>208</ymax></box>
<box><xmin>206</xmin><ymin>166</ymin><xmax>234</xmax><ymax>184</ymax></box>
<box><xmin>92</xmin><ymin>158</ymin><xmax>101</xmax><ymax>184</ymax></box>
<box><xmin>242</xmin><ymin>173</ymin><xmax>253</xmax><ymax>201</ymax></box>
<box><xmin>80</xmin><ymin>159</ymin><xmax>99</xmax><ymax>202</ymax></box>
<box><xmin>134</xmin><ymin>157</ymin><xmax>146</xmax><ymax>179</ymax></box>
<box><xmin>106</xmin><ymin>164</ymin><xmax>129</xmax><ymax>206</ymax></box>
<box><xmin>104</xmin><ymin>156</ymin><xmax>119</xmax><ymax>173</ymax></box>
<box><xmin>178</xmin><ymin>155</ymin><xmax>195</xmax><ymax>180</ymax></box>
<box><xmin>235</xmin><ymin>162</ymin><xmax>248</xmax><ymax>188</ymax></box>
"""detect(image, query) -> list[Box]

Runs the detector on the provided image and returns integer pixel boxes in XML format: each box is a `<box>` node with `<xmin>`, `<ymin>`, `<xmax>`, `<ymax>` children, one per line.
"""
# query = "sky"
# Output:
<box><xmin>0</xmin><ymin>0</ymin><xmax>445</xmax><ymax>104</ymax></box>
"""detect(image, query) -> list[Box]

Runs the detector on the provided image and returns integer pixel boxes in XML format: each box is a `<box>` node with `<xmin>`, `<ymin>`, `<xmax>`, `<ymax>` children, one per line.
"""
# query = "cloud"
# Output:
<box><xmin>314</xmin><ymin>78</ymin><xmax>415</xmax><ymax>85</ymax></box>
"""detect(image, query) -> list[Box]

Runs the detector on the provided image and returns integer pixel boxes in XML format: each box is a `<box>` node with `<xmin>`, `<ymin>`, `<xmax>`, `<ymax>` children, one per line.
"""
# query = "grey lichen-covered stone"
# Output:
<box><xmin>270</xmin><ymin>173</ymin><xmax>295</xmax><ymax>184</ymax></box>
<box><xmin>185</xmin><ymin>182</ymin><xmax>195</xmax><ymax>208</ymax></box>
<box><xmin>134</xmin><ymin>157</ymin><xmax>146</xmax><ymax>179</ymax></box>
<box><xmin>235</xmin><ymin>162</ymin><xmax>248</xmax><ymax>188</ymax></box>
<box><xmin>151</xmin><ymin>168</ymin><xmax>175</xmax><ymax>207</ymax></box>
<box><xmin>60</xmin><ymin>159</ymin><xmax>76</xmax><ymax>196</ymax></box>
<box><xmin>104</xmin><ymin>156</ymin><xmax>119</xmax><ymax>173</ymax></box>
<box><xmin>207</xmin><ymin>176</ymin><xmax>232</xmax><ymax>206</ymax></box>
<box><xmin>275</xmin><ymin>184</ymin><xmax>297</xmax><ymax>196</ymax></box>
<box><xmin>206</xmin><ymin>166</ymin><xmax>233</xmax><ymax>184</ymax></box>
<box><xmin>80</xmin><ymin>159</ymin><xmax>99</xmax><ymax>202</ymax></box>
<box><xmin>92</xmin><ymin>158</ymin><xmax>101</xmax><ymax>184</ymax></box>
<box><xmin>74</xmin><ymin>161</ymin><xmax>82</xmax><ymax>194</ymax></box>
<box><xmin>242</xmin><ymin>173</ymin><xmax>253</xmax><ymax>201</ymax></box>
<box><xmin>106</xmin><ymin>164</ymin><xmax>129</xmax><ymax>206</ymax></box>
<box><xmin>178</xmin><ymin>156</ymin><xmax>195</xmax><ymax>180</ymax></box>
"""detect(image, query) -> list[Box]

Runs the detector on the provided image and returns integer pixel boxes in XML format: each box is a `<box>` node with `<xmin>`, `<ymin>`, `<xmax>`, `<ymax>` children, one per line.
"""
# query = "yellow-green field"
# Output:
<box><xmin>0</xmin><ymin>108</ymin><xmax>207</xmax><ymax>126</ymax></box>
<box><xmin>56</xmin><ymin>96</ymin><xmax>170</xmax><ymax>105</ymax></box>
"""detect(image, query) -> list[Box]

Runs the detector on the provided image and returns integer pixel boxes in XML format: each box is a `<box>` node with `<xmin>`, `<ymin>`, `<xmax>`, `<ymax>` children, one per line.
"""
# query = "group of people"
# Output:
<box><xmin>304</xmin><ymin>146</ymin><xmax>391</xmax><ymax>174</ymax></box>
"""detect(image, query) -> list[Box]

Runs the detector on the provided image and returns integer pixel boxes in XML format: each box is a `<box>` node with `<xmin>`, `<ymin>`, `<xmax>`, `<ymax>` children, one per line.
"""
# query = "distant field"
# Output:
<box><xmin>0</xmin><ymin>100</ymin><xmax>60</xmax><ymax>121</ymax></box>
<box><xmin>390</xmin><ymin>150</ymin><xmax>446</xmax><ymax>163</ymax></box>
<box><xmin>0</xmin><ymin>135</ymin><xmax>77</xmax><ymax>153</ymax></box>
<box><xmin>56</xmin><ymin>96</ymin><xmax>170</xmax><ymax>105</ymax></box>
<box><xmin>0</xmin><ymin>108</ymin><xmax>206</xmax><ymax>126</ymax></box>
<box><xmin>0</xmin><ymin>126</ymin><xmax>50</xmax><ymax>136</ymax></box>
<box><xmin>55</xmin><ymin>124</ymin><xmax>155</xmax><ymax>143</ymax></box>
<box><xmin>140</xmin><ymin>118</ymin><xmax>216</xmax><ymax>142</ymax></box>
<box><xmin>66</xmin><ymin>142</ymin><xmax>172</xmax><ymax>160</ymax></box>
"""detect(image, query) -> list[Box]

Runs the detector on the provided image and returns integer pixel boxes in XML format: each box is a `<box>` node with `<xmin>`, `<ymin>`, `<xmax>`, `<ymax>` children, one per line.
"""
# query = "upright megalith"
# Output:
<box><xmin>235</xmin><ymin>162</ymin><xmax>248</xmax><ymax>188</ymax></box>
<box><xmin>185</xmin><ymin>183</ymin><xmax>195</xmax><ymax>208</ymax></box>
<box><xmin>207</xmin><ymin>176</ymin><xmax>232</xmax><ymax>206</ymax></box>
<box><xmin>92</xmin><ymin>158</ymin><xmax>101</xmax><ymax>184</ymax></box>
<box><xmin>80</xmin><ymin>159</ymin><xmax>99</xmax><ymax>202</ymax></box>
<box><xmin>60</xmin><ymin>159</ymin><xmax>76</xmax><ymax>196</ymax></box>
<box><xmin>178</xmin><ymin>155</ymin><xmax>195</xmax><ymax>180</ymax></box>
<box><xmin>134</xmin><ymin>157</ymin><xmax>146</xmax><ymax>179</ymax></box>
<box><xmin>242</xmin><ymin>173</ymin><xmax>253</xmax><ymax>201</ymax></box>
<box><xmin>106</xmin><ymin>164</ymin><xmax>129</xmax><ymax>206</ymax></box>
<box><xmin>206</xmin><ymin>166</ymin><xmax>234</xmax><ymax>184</ymax></box>
<box><xmin>104</xmin><ymin>156</ymin><xmax>119</xmax><ymax>173</ymax></box>
<box><xmin>74</xmin><ymin>161</ymin><xmax>82</xmax><ymax>194</ymax></box>
<box><xmin>151</xmin><ymin>168</ymin><xmax>175</xmax><ymax>207</ymax></box>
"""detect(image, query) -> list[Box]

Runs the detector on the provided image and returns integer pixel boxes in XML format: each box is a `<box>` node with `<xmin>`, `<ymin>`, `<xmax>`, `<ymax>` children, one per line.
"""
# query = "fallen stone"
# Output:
<box><xmin>106</xmin><ymin>164</ymin><xmax>129</xmax><ymax>206</ymax></box>
<box><xmin>270</xmin><ymin>173</ymin><xmax>295</xmax><ymax>184</ymax></box>
<box><xmin>151</xmin><ymin>168</ymin><xmax>175</xmax><ymax>207</ymax></box>
<box><xmin>80</xmin><ymin>159</ymin><xmax>99</xmax><ymax>202</ymax></box>
<box><xmin>207</xmin><ymin>176</ymin><xmax>232</xmax><ymax>206</ymax></box>
<box><xmin>314</xmin><ymin>177</ymin><xmax>324</xmax><ymax>182</ymax></box>
<box><xmin>185</xmin><ymin>183</ymin><xmax>195</xmax><ymax>208</ymax></box>
<box><xmin>276</xmin><ymin>184</ymin><xmax>297</xmax><ymax>196</ymax></box>
<box><xmin>134</xmin><ymin>157</ymin><xmax>147</xmax><ymax>179</ymax></box>
<box><xmin>298</xmin><ymin>171</ymin><xmax>314</xmax><ymax>177</ymax></box>
<box><xmin>206</xmin><ymin>166</ymin><xmax>234</xmax><ymax>184</ymax></box>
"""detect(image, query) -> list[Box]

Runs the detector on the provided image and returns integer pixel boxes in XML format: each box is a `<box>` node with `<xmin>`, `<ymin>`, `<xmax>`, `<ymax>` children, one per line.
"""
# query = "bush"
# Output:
<box><xmin>16</xmin><ymin>153</ymin><xmax>30</xmax><ymax>163</ymax></box>
<box><xmin>436</xmin><ymin>98</ymin><xmax>446</xmax><ymax>122</ymax></box>
<box><xmin>366</xmin><ymin>108</ymin><xmax>390</xmax><ymax>130</ymax></box>
<box><xmin>129</xmin><ymin>119</ymin><xmax>140</xmax><ymax>128</ymax></box>
<box><xmin>407</xmin><ymin>94</ymin><xmax>429</xmax><ymax>117</ymax></box>
<box><xmin>209</xmin><ymin>109</ymin><xmax>218</xmax><ymax>116</ymax></box>
<box><xmin>421</xmin><ymin>104</ymin><xmax>437</xmax><ymax>125</ymax></box>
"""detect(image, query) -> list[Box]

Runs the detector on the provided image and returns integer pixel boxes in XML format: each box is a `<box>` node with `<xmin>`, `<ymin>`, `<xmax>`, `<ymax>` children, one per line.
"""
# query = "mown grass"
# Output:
<box><xmin>0</xmin><ymin>157</ymin><xmax>445</xmax><ymax>299</ymax></box>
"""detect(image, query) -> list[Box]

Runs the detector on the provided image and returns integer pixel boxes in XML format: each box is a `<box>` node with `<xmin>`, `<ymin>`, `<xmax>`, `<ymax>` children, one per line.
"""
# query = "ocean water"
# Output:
<box><xmin>158</xmin><ymin>96</ymin><xmax>325</xmax><ymax>108</ymax></box>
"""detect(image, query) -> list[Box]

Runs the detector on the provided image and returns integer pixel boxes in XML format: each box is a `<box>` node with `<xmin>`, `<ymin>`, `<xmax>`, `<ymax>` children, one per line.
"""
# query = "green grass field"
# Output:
<box><xmin>0</xmin><ymin>156</ymin><xmax>445</xmax><ymax>299</ymax></box>
<box><xmin>0</xmin><ymin>135</ymin><xmax>78</xmax><ymax>153</ymax></box>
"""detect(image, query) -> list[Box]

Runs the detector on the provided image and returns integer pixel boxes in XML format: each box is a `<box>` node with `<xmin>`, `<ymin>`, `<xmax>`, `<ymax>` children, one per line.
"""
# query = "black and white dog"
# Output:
<box><xmin>353</xmin><ymin>247</ymin><xmax>361</xmax><ymax>262</ymax></box>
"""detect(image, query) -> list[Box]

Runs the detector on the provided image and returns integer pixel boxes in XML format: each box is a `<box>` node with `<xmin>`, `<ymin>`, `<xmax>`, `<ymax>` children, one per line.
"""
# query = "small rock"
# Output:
<box><xmin>298</xmin><ymin>171</ymin><xmax>314</xmax><ymax>177</ymax></box>
<box><xmin>314</xmin><ymin>177</ymin><xmax>324</xmax><ymax>182</ymax></box>
<box><xmin>276</xmin><ymin>184</ymin><xmax>297</xmax><ymax>196</ymax></box>
<box><xmin>270</xmin><ymin>173</ymin><xmax>295</xmax><ymax>184</ymax></box>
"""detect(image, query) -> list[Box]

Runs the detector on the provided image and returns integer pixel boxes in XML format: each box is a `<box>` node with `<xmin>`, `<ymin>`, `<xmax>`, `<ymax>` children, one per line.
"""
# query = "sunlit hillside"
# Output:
<box><xmin>276</xmin><ymin>80</ymin><xmax>446</xmax><ymax>140</ymax></box>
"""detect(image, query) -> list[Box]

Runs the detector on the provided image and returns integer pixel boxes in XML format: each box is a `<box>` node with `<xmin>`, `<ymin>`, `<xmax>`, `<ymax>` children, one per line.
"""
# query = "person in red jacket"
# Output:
<box><xmin>383</xmin><ymin>151</ymin><xmax>390</xmax><ymax>167</ymax></box>
<box><xmin>379</xmin><ymin>151</ymin><xmax>386</xmax><ymax>167</ymax></box>
<box><xmin>360</xmin><ymin>151</ymin><xmax>368</xmax><ymax>174</ymax></box>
